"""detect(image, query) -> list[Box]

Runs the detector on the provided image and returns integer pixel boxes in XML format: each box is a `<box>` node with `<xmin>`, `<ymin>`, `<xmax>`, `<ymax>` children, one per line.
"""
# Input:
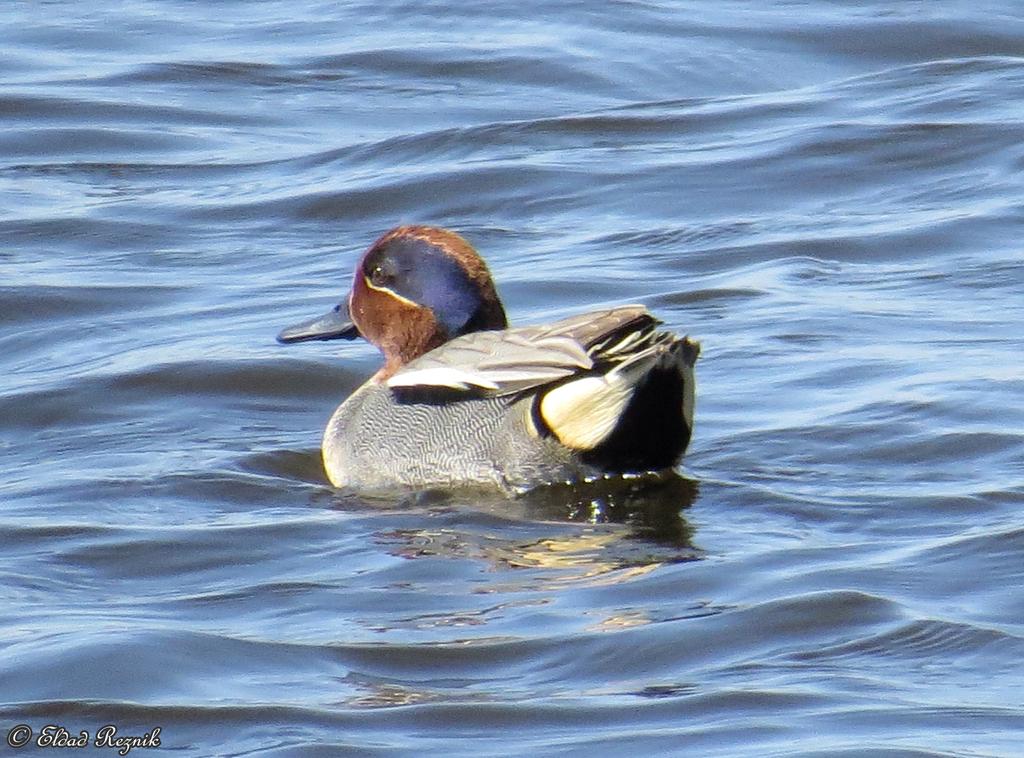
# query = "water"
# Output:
<box><xmin>3</xmin><ymin>1</ymin><xmax>1024</xmax><ymax>755</ymax></box>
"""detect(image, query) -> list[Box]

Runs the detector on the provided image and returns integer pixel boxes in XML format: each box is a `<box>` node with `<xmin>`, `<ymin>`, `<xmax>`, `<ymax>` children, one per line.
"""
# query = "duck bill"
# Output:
<box><xmin>276</xmin><ymin>300</ymin><xmax>360</xmax><ymax>344</ymax></box>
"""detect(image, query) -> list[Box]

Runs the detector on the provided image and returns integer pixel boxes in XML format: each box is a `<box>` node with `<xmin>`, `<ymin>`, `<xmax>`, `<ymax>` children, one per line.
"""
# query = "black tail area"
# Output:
<box><xmin>581</xmin><ymin>337</ymin><xmax>698</xmax><ymax>473</ymax></box>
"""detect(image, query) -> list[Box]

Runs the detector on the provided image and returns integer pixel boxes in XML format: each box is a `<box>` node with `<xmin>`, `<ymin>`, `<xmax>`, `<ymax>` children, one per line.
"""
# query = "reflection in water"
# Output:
<box><xmin>341</xmin><ymin>676</ymin><xmax>490</xmax><ymax>709</ymax></box>
<box><xmin>331</xmin><ymin>475</ymin><xmax>704</xmax><ymax>708</ymax></box>
<box><xmin>362</xmin><ymin>473</ymin><xmax>701</xmax><ymax>585</ymax></box>
<box><xmin>518</xmin><ymin>472</ymin><xmax>699</xmax><ymax>539</ymax></box>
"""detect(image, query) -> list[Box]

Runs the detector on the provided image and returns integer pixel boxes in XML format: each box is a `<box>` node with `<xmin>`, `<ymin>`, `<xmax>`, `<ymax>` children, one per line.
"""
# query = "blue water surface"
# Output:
<box><xmin>2</xmin><ymin>1</ymin><xmax>1023</xmax><ymax>755</ymax></box>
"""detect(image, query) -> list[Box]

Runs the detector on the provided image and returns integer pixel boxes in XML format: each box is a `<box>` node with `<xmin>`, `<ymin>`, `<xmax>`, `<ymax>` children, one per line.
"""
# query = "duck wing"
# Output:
<box><xmin>386</xmin><ymin>305</ymin><xmax>660</xmax><ymax>395</ymax></box>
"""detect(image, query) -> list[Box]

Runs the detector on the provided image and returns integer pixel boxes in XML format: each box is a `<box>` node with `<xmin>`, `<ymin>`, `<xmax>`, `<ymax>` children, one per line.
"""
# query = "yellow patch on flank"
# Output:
<box><xmin>539</xmin><ymin>375</ymin><xmax>632</xmax><ymax>450</ymax></box>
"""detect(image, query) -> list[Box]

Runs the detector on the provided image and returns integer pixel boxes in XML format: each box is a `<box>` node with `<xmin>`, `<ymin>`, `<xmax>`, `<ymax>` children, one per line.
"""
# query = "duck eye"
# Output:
<box><xmin>369</xmin><ymin>265</ymin><xmax>390</xmax><ymax>287</ymax></box>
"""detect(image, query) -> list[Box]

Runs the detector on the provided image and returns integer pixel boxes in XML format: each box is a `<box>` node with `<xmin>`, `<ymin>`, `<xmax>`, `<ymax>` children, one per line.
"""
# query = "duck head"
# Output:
<box><xmin>277</xmin><ymin>225</ymin><xmax>508</xmax><ymax>378</ymax></box>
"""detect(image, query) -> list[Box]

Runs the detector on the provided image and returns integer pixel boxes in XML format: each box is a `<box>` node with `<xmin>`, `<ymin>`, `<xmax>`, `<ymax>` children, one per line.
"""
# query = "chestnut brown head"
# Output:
<box><xmin>278</xmin><ymin>226</ymin><xmax>508</xmax><ymax>379</ymax></box>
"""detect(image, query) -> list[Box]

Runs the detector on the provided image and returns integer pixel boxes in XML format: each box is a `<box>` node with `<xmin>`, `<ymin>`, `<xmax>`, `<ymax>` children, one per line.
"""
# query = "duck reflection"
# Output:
<box><xmin>516</xmin><ymin>472</ymin><xmax>699</xmax><ymax>547</ymax></box>
<box><xmin>348</xmin><ymin>472</ymin><xmax>701</xmax><ymax>580</ymax></box>
<box><xmin>323</xmin><ymin>473</ymin><xmax>705</xmax><ymax>710</ymax></box>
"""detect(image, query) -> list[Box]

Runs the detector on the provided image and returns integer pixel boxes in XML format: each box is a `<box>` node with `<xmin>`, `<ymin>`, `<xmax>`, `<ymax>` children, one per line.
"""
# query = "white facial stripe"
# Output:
<box><xmin>363</xmin><ymin>274</ymin><xmax>419</xmax><ymax>308</ymax></box>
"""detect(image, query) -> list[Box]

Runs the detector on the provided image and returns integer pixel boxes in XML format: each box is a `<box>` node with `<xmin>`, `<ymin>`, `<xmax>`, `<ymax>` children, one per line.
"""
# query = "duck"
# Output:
<box><xmin>277</xmin><ymin>225</ymin><xmax>699</xmax><ymax>495</ymax></box>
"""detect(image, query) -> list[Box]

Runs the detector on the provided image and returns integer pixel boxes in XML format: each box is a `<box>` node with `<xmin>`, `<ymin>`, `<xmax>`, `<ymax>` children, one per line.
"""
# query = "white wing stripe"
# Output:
<box><xmin>387</xmin><ymin>367</ymin><xmax>500</xmax><ymax>391</ymax></box>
